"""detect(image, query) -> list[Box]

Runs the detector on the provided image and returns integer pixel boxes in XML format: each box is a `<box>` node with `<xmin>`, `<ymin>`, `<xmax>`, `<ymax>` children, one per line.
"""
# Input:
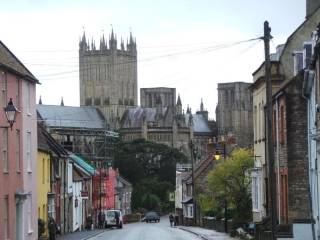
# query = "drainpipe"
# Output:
<box><xmin>275</xmin><ymin>96</ymin><xmax>281</xmax><ymax>224</ymax></box>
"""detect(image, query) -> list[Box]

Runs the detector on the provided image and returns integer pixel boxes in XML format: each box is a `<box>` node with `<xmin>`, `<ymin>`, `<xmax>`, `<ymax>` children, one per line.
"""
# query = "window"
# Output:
<box><xmin>26</xmin><ymin>82</ymin><xmax>31</xmax><ymax>114</ymax></box>
<box><xmin>252</xmin><ymin>177</ymin><xmax>259</xmax><ymax>211</ymax></box>
<box><xmin>15</xmin><ymin>78</ymin><xmax>20</xmax><ymax>109</ymax></box>
<box><xmin>3</xmin><ymin>195</ymin><xmax>9</xmax><ymax>239</ymax></box>
<box><xmin>16</xmin><ymin>130</ymin><xmax>20</xmax><ymax>172</ymax></box>
<box><xmin>2</xmin><ymin>128</ymin><xmax>8</xmax><ymax>173</ymax></box>
<box><xmin>27</xmin><ymin>195</ymin><xmax>33</xmax><ymax>233</ymax></box>
<box><xmin>254</xmin><ymin>106</ymin><xmax>257</xmax><ymax>141</ymax></box>
<box><xmin>1</xmin><ymin>71</ymin><xmax>7</xmax><ymax>108</ymax></box>
<box><xmin>27</xmin><ymin>131</ymin><xmax>31</xmax><ymax>172</ymax></box>
<box><xmin>280</xmin><ymin>105</ymin><xmax>285</xmax><ymax>144</ymax></box>
<box><xmin>42</xmin><ymin>158</ymin><xmax>45</xmax><ymax>184</ymax></box>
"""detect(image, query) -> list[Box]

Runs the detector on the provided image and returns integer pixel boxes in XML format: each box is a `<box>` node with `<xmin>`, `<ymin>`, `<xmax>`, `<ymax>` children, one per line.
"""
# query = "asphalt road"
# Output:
<box><xmin>89</xmin><ymin>217</ymin><xmax>201</xmax><ymax>240</ymax></box>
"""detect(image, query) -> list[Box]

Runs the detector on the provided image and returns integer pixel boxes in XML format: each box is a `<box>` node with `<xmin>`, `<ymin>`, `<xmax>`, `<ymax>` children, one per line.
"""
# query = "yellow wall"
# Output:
<box><xmin>37</xmin><ymin>150</ymin><xmax>51</xmax><ymax>237</ymax></box>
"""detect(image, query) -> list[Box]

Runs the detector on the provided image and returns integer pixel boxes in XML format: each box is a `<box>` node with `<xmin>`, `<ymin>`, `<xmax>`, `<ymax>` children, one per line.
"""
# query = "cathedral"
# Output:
<box><xmin>79</xmin><ymin>30</ymin><xmax>137</xmax><ymax>129</ymax></box>
<box><xmin>78</xmin><ymin>30</ymin><xmax>216</xmax><ymax>161</ymax></box>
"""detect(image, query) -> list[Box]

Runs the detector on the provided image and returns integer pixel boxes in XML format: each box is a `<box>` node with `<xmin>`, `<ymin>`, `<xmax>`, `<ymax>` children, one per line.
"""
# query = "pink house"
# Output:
<box><xmin>105</xmin><ymin>168</ymin><xmax>116</xmax><ymax>210</ymax></box>
<box><xmin>0</xmin><ymin>41</ymin><xmax>39</xmax><ymax>240</ymax></box>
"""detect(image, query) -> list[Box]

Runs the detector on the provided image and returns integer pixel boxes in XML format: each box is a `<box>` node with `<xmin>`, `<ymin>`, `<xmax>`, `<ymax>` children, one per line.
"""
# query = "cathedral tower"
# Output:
<box><xmin>79</xmin><ymin>30</ymin><xmax>138</xmax><ymax>129</ymax></box>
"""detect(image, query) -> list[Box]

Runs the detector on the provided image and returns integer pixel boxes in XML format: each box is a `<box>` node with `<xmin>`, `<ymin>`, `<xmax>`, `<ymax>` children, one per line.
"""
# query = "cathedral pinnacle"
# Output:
<box><xmin>200</xmin><ymin>98</ymin><xmax>204</xmax><ymax>111</ymax></box>
<box><xmin>60</xmin><ymin>97</ymin><xmax>64</xmax><ymax>106</ymax></box>
<box><xmin>177</xmin><ymin>94</ymin><xmax>182</xmax><ymax>106</ymax></box>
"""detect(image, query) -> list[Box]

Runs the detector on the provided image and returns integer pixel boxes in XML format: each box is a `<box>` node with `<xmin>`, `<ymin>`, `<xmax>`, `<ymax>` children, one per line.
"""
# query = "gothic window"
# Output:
<box><xmin>124</xmin><ymin>99</ymin><xmax>129</xmax><ymax>105</ymax></box>
<box><xmin>85</xmin><ymin>98</ymin><xmax>92</xmax><ymax>105</ymax></box>
<box><xmin>104</xmin><ymin>97</ymin><xmax>110</xmax><ymax>105</ymax></box>
<box><xmin>130</xmin><ymin>99</ymin><xmax>134</xmax><ymax>106</ymax></box>
<box><xmin>119</xmin><ymin>99</ymin><xmax>123</xmax><ymax>105</ymax></box>
<box><xmin>94</xmin><ymin>98</ymin><xmax>101</xmax><ymax>105</ymax></box>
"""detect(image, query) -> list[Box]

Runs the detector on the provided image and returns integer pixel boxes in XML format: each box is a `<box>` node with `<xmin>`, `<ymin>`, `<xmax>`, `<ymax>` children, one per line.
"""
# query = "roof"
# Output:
<box><xmin>121</xmin><ymin>107</ymin><xmax>167</xmax><ymax>127</ymax></box>
<box><xmin>185</xmin><ymin>113</ymin><xmax>211</xmax><ymax>133</ymax></box>
<box><xmin>37</xmin><ymin>122</ymin><xmax>68</xmax><ymax>157</ymax></box>
<box><xmin>37</xmin><ymin>104</ymin><xmax>107</xmax><ymax>129</ymax></box>
<box><xmin>0</xmin><ymin>41</ymin><xmax>39</xmax><ymax>83</ymax></box>
<box><xmin>117</xmin><ymin>175</ymin><xmax>132</xmax><ymax>187</ymax></box>
<box><xmin>68</xmin><ymin>153</ymin><xmax>95</xmax><ymax>176</ymax></box>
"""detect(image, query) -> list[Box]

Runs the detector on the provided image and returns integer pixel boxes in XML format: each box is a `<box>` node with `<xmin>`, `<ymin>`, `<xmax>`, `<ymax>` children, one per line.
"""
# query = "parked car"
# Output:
<box><xmin>104</xmin><ymin>210</ymin><xmax>123</xmax><ymax>228</ymax></box>
<box><xmin>143</xmin><ymin>211</ymin><xmax>160</xmax><ymax>223</ymax></box>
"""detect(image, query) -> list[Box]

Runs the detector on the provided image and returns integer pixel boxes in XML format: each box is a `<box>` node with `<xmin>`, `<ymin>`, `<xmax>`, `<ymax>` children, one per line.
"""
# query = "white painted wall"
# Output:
<box><xmin>72</xmin><ymin>181</ymin><xmax>82</xmax><ymax>231</ymax></box>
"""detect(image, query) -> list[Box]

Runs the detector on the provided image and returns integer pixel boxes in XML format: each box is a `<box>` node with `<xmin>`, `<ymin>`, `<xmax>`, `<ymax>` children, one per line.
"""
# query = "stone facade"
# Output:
<box><xmin>79</xmin><ymin>30</ymin><xmax>137</xmax><ymax>129</ymax></box>
<box><xmin>279</xmin><ymin>7</ymin><xmax>320</xmax><ymax>82</ymax></box>
<box><xmin>120</xmin><ymin>88</ymin><xmax>216</xmax><ymax>161</ymax></box>
<box><xmin>215</xmin><ymin>82</ymin><xmax>253</xmax><ymax>148</ymax></box>
<box><xmin>140</xmin><ymin>87</ymin><xmax>176</xmax><ymax>108</ymax></box>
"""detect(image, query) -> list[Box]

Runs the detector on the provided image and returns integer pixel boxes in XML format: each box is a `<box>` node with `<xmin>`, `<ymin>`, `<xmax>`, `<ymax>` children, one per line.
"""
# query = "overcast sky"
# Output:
<box><xmin>0</xmin><ymin>0</ymin><xmax>306</xmax><ymax>119</ymax></box>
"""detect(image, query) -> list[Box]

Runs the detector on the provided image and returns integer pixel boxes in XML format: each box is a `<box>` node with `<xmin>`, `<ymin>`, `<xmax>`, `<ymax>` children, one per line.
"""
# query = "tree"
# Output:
<box><xmin>206</xmin><ymin>148</ymin><xmax>254</xmax><ymax>222</ymax></box>
<box><xmin>114</xmin><ymin>139</ymin><xmax>188</xmax><ymax>212</ymax></box>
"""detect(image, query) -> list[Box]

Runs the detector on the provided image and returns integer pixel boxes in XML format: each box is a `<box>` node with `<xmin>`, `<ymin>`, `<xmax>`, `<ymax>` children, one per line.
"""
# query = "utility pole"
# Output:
<box><xmin>263</xmin><ymin>21</ymin><xmax>277</xmax><ymax>239</ymax></box>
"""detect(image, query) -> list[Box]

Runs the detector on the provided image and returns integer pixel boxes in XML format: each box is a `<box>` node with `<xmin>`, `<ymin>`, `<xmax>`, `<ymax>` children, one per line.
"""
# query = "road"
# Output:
<box><xmin>89</xmin><ymin>217</ymin><xmax>202</xmax><ymax>240</ymax></box>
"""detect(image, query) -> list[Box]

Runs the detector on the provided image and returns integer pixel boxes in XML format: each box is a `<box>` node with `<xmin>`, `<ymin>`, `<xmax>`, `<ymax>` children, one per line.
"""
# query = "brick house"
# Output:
<box><xmin>272</xmin><ymin>71</ymin><xmax>312</xmax><ymax>238</ymax></box>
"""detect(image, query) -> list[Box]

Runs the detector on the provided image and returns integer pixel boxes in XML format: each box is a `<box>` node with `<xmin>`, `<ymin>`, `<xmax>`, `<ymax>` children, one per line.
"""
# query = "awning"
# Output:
<box><xmin>181</xmin><ymin>197</ymin><xmax>193</xmax><ymax>204</ymax></box>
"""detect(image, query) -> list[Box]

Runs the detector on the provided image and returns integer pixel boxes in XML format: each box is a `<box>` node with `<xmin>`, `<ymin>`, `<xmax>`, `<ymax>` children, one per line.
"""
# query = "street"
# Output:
<box><xmin>88</xmin><ymin>216</ymin><xmax>232</xmax><ymax>240</ymax></box>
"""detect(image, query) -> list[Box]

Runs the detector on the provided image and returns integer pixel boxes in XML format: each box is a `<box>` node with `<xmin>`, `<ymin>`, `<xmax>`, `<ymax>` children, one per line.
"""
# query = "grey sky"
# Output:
<box><xmin>1</xmin><ymin>0</ymin><xmax>305</xmax><ymax>119</ymax></box>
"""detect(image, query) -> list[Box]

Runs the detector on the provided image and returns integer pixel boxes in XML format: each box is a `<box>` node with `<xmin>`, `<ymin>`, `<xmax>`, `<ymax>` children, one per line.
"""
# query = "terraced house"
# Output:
<box><xmin>0</xmin><ymin>41</ymin><xmax>39</xmax><ymax>240</ymax></box>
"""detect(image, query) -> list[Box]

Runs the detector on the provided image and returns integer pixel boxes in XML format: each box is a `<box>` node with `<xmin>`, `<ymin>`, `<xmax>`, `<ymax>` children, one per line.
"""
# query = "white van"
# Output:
<box><xmin>104</xmin><ymin>210</ymin><xmax>123</xmax><ymax>229</ymax></box>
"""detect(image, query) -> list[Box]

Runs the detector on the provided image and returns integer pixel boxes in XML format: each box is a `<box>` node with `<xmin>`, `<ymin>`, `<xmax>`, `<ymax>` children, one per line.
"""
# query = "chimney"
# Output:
<box><xmin>306</xmin><ymin>0</ymin><xmax>320</xmax><ymax>19</ymax></box>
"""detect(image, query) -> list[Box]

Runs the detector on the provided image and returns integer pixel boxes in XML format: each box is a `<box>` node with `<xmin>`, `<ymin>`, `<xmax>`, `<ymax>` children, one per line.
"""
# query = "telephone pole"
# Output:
<box><xmin>263</xmin><ymin>21</ymin><xmax>277</xmax><ymax>239</ymax></box>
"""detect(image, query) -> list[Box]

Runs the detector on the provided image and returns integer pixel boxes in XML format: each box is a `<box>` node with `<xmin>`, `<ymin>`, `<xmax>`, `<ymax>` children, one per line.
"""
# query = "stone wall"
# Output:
<box><xmin>216</xmin><ymin>82</ymin><xmax>253</xmax><ymax>147</ymax></box>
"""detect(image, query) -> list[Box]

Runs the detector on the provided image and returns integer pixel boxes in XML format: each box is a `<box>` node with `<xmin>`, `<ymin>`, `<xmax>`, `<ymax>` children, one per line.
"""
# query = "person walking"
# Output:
<box><xmin>48</xmin><ymin>217</ymin><xmax>56</xmax><ymax>240</ymax></box>
<box><xmin>169</xmin><ymin>213</ymin><xmax>174</xmax><ymax>227</ymax></box>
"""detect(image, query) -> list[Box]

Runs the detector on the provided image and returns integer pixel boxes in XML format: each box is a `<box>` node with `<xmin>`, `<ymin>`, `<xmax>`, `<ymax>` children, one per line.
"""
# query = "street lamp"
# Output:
<box><xmin>214</xmin><ymin>141</ymin><xmax>228</xmax><ymax>233</ymax></box>
<box><xmin>4</xmin><ymin>98</ymin><xmax>18</xmax><ymax>130</ymax></box>
<box><xmin>214</xmin><ymin>150</ymin><xmax>221</xmax><ymax>161</ymax></box>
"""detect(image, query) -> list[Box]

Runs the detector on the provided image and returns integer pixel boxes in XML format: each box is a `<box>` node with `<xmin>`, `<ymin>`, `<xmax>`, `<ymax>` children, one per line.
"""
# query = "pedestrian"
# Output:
<box><xmin>169</xmin><ymin>213</ymin><xmax>174</xmax><ymax>227</ymax></box>
<box><xmin>48</xmin><ymin>217</ymin><xmax>56</xmax><ymax>240</ymax></box>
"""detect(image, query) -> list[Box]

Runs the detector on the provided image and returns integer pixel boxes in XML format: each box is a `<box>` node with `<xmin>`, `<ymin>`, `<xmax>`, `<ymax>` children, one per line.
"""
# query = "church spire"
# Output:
<box><xmin>39</xmin><ymin>96</ymin><xmax>42</xmax><ymax>105</ymax></box>
<box><xmin>60</xmin><ymin>97</ymin><xmax>64</xmax><ymax>106</ymax></box>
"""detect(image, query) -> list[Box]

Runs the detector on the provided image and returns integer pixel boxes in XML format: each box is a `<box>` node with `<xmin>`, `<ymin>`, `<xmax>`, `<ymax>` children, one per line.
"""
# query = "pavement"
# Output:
<box><xmin>56</xmin><ymin>229</ymin><xmax>106</xmax><ymax>240</ymax></box>
<box><xmin>177</xmin><ymin>225</ymin><xmax>235</xmax><ymax>240</ymax></box>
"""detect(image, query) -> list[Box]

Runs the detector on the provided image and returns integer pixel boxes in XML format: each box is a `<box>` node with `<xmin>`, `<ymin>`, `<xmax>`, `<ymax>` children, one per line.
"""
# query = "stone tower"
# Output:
<box><xmin>215</xmin><ymin>82</ymin><xmax>253</xmax><ymax>147</ymax></box>
<box><xmin>79</xmin><ymin>30</ymin><xmax>138</xmax><ymax>129</ymax></box>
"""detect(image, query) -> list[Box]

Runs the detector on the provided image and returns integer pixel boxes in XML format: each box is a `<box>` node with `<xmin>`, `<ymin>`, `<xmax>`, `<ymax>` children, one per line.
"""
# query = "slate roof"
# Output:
<box><xmin>37</xmin><ymin>122</ymin><xmax>68</xmax><ymax>157</ymax></box>
<box><xmin>0</xmin><ymin>41</ymin><xmax>39</xmax><ymax>83</ymax></box>
<box><xmin>185</xmin><ymin>113</ymin><xmax>211</xmax><ymax>133</ymax></box>
<box><xmin>69</xmin><ymin>153</ymin><xmax>95</xmax><ymax>176</ymax></box>
<box><xmin>121</xmin><ymin>107</ymin><xmax>168</xmax><ymax>128</ymax></box>
<box><xmin>37</xmin><ymin>104</ymin><xmax>107</xmax><ymax>129</ymax></box>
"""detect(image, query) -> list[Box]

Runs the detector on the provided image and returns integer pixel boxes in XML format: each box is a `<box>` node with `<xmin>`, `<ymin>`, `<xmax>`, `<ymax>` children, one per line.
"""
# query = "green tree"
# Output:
<box><xmin>114</xmin><ymin>139</ymin><xmax>188</xmax><ymax>212</ymax></box>
<box><xmin>206</xmin><ymin>148</ymin><xmax>254</xmax><ymax>222</ymax></box>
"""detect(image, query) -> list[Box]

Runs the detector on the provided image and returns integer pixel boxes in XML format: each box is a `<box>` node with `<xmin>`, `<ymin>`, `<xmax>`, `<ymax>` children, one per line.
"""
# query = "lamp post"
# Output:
<box><xmin>189</xmin><ymin>140</ymin><xmax>197</xmax><ymax>225</ymax></box>
<box><xmin>4</xmin><ymin>98</ymin><xmax>18</xmax><ymax>130</ymax></box>
<box><xmin>214</xmin><ymin>141</ymin><xmax>227</xmax><ymax>233</ymax></box>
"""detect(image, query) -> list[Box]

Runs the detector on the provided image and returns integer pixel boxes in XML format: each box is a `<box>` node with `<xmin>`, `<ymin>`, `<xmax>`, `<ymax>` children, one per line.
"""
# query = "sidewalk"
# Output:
<box><xmin>56</xmin><ymin>229</ymin><xmax>105</xmax><ymax>240</ymax></box>
<box><xmin>177</xmin><ymin>225</ymin><xmax>235</xmax><ymax>240</ymax></box>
